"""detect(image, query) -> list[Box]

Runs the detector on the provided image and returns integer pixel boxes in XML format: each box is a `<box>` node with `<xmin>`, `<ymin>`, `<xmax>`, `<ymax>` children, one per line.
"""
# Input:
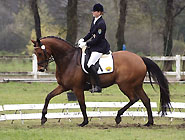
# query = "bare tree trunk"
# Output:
<box><xmin>116</xmin><ymin>0</ymin><xmax>127</xmax><ymax>51</ymax></box>
<box><xmin>30</xmin><ymin>0</ymin><xmax>41</xmax><ymax>39</ymax></box>
<box><xmin>163</xmin><ymin>0</ymin><xmax>173</xmax><ymax>71</ymax></box>
<box><xmin>66</xmin><ymin>0</ymin><xmax>78</xmax><ymax>97</ymax></box>
<box><xmin>66</xmin><ymin>0</ymin><xmax>78</xmax><ymax>44</ymax></box>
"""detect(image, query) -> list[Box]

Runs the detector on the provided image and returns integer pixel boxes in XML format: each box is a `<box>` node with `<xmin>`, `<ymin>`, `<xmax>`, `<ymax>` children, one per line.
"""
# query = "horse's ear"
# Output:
<box><xmin>31</xmin><ymin>40</ymin><xmax>36</xmax><ymax>45</ymax></box>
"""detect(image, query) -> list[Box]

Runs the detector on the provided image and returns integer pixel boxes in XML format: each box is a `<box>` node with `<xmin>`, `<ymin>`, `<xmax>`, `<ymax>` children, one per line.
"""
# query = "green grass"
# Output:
<box><xmin>0</xmin><ymin>59</ymin><xmax>32</xmax><ymax>72</ymax></box>
<box><xmin>0</xmin><ymin>118</ymin><xmax>184</xmax><ymax>140</ymax></box>
<box><xmin>0</xmin><ymin>58</ymin><xmax>179</xmax><ymax>72</ymax></box>
<box><xmin>0</xmin><ymin>82</ymin><xmax>185</xmax><ymax>104</ymax></box>
<box><xmin>0</xmin><ymin>82</ymin><xmax>185</xmax><ymax>140</ymax></box>
<box><xmin>0</xmin><ymin>59</ymin><xmax>56</xmax><ymax>72</ymax></box>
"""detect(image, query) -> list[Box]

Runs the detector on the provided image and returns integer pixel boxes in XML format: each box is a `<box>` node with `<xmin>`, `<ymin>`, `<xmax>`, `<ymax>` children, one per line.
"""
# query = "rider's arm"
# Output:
<box><xmin>86</xmin><ymin>22</ymin><xmax>105</xmax><ymax>46</ymax></box>
<box><xmin>83</xmin><ymin>32</ymin><xmax>92</xmax><ymax>42</ymax></box>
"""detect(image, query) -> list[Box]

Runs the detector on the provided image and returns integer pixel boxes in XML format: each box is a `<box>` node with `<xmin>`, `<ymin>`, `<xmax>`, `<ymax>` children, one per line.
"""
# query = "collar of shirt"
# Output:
<box><xmin>93</xmin><ymin>15</ymin><xmax>102</xmax><ymax>25</ymax></box>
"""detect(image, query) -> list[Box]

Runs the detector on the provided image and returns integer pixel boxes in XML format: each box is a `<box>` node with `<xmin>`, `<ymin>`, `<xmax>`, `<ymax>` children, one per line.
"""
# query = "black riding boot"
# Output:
<box><xmin>89</xmin><ymin>65</ymin><xmax>102</xmax><ymax>93</ymax></box>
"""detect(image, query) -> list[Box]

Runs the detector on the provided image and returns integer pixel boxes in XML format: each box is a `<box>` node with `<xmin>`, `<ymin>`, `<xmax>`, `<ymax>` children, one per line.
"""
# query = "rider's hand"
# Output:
<box><xmin>78</xmin><ymin>41</ymin><xmax>86</xmax><ymax>48</ymax></box>
<box><xmin>78</xmin><ymin>38</ymin><xmax>84</xmax><ymax>45</ymax></box>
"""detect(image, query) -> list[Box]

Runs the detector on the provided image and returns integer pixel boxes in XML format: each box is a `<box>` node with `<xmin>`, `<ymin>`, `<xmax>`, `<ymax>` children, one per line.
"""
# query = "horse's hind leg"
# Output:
<box><xmin>115</xmin><ymin>88</ymin><xmax>139</xmax><ymax>125</ymax></box>
<box><xmin>41</xmin><ymin>85</ymin><xmax>65</xmax><ymax>125</ymax></box>
<box><xmin>137</xmin><ymin>87</ymin><xmax>154</xmax><ymax>126</ymax></box>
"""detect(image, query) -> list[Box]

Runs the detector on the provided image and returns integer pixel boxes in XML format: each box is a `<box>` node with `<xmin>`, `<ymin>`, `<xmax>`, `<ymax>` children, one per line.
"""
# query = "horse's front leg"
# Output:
<box><xmin>41</xmin><ymin>85</ymin><xmax>65</xmax><ymax>125</ymax></box>
<box><xmin>74</xmin><ymin>88</ymin><xmax>88</xmax><ymax>127</ymax></box>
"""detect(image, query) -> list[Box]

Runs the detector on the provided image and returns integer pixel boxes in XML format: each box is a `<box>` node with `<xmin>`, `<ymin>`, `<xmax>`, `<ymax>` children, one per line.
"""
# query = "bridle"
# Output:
<box><xmin>35</xmin><ymin>45</ymin><xmax>54</xmax><ymax>70</ymax></box>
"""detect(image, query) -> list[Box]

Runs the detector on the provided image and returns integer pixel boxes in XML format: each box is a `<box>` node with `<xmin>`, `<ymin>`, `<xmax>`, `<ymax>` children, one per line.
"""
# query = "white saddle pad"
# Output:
<box><xmin>81</xmin><ymin>46</ymin><xmax>114</xmax><ymax>74</ymax></box>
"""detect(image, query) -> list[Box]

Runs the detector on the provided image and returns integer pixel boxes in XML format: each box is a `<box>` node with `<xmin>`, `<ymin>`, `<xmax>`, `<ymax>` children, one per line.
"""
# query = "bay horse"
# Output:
<box><xmin>31</xmin><ymin>36</ymin><xmax>171</xmax><ymax>127</ymax></box>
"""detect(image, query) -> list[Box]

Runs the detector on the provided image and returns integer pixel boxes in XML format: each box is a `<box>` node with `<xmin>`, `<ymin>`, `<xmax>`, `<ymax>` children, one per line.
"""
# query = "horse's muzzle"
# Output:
<box><xmin>38</xmin><ymin>67</ymin><xmax>45</xmax><ymax>72</ymax></box>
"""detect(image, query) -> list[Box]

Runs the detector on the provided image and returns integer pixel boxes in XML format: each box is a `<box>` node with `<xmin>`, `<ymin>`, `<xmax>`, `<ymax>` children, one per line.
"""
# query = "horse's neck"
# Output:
<box><xmin>51</xmin><ymin>43</ymin><xmax>73</xmax><ymax>55</ymax></box>
<box><xmin>51</xmin><ymin>43</ymin><xmax>79</xmax><ymax>70</ymax></box>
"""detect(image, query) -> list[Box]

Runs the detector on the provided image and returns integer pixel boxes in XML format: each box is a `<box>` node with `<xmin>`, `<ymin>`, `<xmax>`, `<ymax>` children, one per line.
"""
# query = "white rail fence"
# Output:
<box><xmin>147</xmin><ymin>55</ymin><xmax>185</xmax><ymax>81</ymax></box>
<box><xmin>0</xmin><ymin>102</ymin><xmax>185</xmax><ymax>124</ymax></box>
<box><xmin>1</xmin><ymin>55</ymin><xmax>185</xmax><ymax>81</ymax></box>
<box><xmin>22</xmin><ymin>54</ymin><xmax>185</xmax><ymax>81</ymax></box>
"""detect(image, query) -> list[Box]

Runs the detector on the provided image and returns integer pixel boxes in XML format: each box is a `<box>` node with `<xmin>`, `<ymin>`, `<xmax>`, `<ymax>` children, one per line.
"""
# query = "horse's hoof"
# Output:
<box><xmin>115</xmin><ymin>116</ymin><xmax>121</xmax><ymax>124</ymax></box>
<box><xmin>78</xmin><ymin>121</ymin><xmax>88</xmax><ymax>127</ymax></box>
<box><xmin>41</xmin><ymin>117</ymin><xmax>47</xmax><ymax>125</ymax></box>
<box><xmin>144</xmin><ymin>122</ymin><xmax>153</xmax><ymax>127</ymax></box>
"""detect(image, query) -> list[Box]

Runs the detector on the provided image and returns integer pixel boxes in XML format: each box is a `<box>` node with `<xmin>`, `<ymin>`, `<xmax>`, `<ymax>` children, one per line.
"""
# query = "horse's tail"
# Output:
<box><xmin>141</xmin><ymin>57</ymin><xmax>171</xmax><ymax>115</ymax></box>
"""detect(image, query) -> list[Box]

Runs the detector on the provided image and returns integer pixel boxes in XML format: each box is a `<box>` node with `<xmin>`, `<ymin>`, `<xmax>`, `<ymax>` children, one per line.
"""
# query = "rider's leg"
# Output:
<box><xmin>87</xmin><ymin>52</ymin><xmax>102</xmax><ymax>92</ymax></box>
<box><xmin>89</xmin><ymin>65</ymin><xmax>102</xmax><ymax>92</ymax></box>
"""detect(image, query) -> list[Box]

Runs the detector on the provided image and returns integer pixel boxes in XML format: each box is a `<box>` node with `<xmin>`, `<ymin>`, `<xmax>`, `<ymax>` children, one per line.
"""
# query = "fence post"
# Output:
<box><xmin>176</xmin><ymin>55</ymin><xmax>181</xmax><ymax>81</ymax></box>
<box><xmin>32</xmin><ymin>54</ymin><xmax>38</xmax><ymax>79</ymax></box>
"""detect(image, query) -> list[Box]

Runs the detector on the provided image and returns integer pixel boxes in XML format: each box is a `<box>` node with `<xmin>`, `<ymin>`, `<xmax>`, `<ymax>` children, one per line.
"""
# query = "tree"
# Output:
<box><xmin>163</xmin><ymin>0</ymin><xmax>174</xmax><ymax>70</ymax></box>
<box><xmin>30</xmin><ymin>0</ymin><xmax>41</xmax><ymax>39</ymax></box>
<box><xmin>163</xmin><ymin>0</ymin><xmax>185</xmax><ymax>70</ymax></box>
<box><xmin>163</xmin><ymin>0</ymin><xmax>173</xmax><ymax>57</ymax></box>
<box><xmin>66</xmin><ymin>0</ymin><xmax>78</xmax><ymax>44</ymax></box>
<box><xmin>116</xmin><ymin>0</ymin><xmax>127</xmax><ymax>51</ymax></box>
<box><xmin>26</xmin><ymin>1</ymin><xmax>63</xmax><ymax>55</ymax></box>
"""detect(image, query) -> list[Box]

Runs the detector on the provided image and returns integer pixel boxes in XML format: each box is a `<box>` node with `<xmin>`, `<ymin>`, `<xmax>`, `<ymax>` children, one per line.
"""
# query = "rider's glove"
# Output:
<box><xmin>78</xmin><ymin>41</ymin><xmax>86</xmax><ymax>48</ymax></box>
<box><xmin>78</xmin><ymin>38</ymin><xmax>84</xmax><ymax>45</ymax></box>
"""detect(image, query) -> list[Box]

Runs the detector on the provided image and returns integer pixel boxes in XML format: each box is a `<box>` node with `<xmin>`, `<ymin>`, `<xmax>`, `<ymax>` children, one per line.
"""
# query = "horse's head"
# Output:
<box><xmin>31</xmin><ymin>39</ymin><xmax>53</xmax><ymax>72</ymax></box>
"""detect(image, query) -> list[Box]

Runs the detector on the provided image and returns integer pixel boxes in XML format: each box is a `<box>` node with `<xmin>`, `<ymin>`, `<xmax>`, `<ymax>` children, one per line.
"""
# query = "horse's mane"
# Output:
<box><xmin>40</xmin><ymin>36</ymin><xmax>75</xmax><ymax>48</ymax></box>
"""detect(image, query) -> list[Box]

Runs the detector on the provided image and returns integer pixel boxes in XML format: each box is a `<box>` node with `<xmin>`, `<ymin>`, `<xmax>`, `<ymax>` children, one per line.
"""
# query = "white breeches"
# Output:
<box><xmin>87</xmin><ymin>52</ymin><xmax>103</xmax><ymax>68</ymax></box>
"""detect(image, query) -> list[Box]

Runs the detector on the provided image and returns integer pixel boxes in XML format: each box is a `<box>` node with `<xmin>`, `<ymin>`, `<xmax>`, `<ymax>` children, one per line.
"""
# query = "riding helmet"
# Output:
<box><xmin>93</xmin><ymin>3</ymin><xmax>104</xmax><ymax>12</ymax></box>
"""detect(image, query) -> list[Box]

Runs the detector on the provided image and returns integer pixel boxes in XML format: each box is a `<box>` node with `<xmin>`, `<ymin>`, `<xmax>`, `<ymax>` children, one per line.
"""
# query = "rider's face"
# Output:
<box><xmin>92</xmin><ymin>11</ymin><xmax>101</xmax><ymax>18</ymax></box>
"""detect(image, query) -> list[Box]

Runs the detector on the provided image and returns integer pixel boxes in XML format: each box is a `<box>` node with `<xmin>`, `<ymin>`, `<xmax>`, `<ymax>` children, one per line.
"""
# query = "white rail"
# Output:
<box><xmin>1</xmin><ymin>55</ymin><xmax>185</xmax><ymax>81</ymax></box>
<box><xmin>148</xmin><ymin>55</ymin><xmax>185</xmax><ymax>81</ymax></box>
<box><xmin>32</xmin><ymin>54</ymin><xmax>38</xmax><ymax>79</ymax></box>
<box><xmin>31</xmin><ymin>54</ymin><xmax>185</xmax><ymax>81</ymax></box>
<box><xmin>0</xmin><ymin>102</ymin><xmax>184</xmax><ymax>123</ymax></box>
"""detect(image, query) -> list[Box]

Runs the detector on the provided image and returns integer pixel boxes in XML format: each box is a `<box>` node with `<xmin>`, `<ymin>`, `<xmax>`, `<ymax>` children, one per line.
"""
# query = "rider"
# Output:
<box><xmin>78</xmin><ymin>3</ymin><xmax>110</xmax><ymax>93</ymax></box>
